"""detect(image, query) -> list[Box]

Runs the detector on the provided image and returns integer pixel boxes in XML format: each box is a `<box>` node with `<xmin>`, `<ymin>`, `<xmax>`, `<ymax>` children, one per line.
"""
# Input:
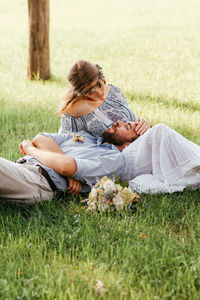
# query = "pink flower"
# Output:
<box><xmin>103</xmin><ymin>198</ymin><xmax>108</xmax><ymax>204</ymax></box>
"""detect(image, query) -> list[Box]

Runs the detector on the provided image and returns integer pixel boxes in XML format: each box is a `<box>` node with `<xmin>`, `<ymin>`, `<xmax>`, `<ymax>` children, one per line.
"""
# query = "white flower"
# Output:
<box><xmin>112</xmin><ymin>194</ymin><xmax>124</xmax><ymax>210</ymax></box>
<box><xmin>112</xmin><ymin>193</ymin><xmax>123</xmax><ymax>205</ymax></box>
<box><xmin>88</xmin><ymin>202</ymin><xmax>97</xmax><ymax>210</ymax></box>
<box><xmin>90</xmin><ymin>187</ymin><xmax>97</xmax><ymax>198</ymax></box>
<box><xmin>93</xmin><ymin>280</ymin><xmax>107</xmax><ymax>295</ymax></box>
<box><xmin>115</xmin><ymin>184</ymin><xmax>123</xmax><ymax>192</ymax></box>
<box><xmin>119</xmin><ymin>187</ymin><xmax>136</xmax><ymax>204</ymax></box>
<box><xmin>103</xmin><ymin>180</ymin><xmax>115</xmax><ymax>193</ymax></box>
<box><xmin>100</xmin><ymin>176</ymin><xmax>108</xmax><ymax>185</ymax></box>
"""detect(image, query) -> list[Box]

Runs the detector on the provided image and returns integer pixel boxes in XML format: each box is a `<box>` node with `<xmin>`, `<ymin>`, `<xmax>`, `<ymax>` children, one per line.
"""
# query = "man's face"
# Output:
<box><xmin>106</xmin><ymin>120</ymin><xmax>139</xmax><ymax>141</ymax></box>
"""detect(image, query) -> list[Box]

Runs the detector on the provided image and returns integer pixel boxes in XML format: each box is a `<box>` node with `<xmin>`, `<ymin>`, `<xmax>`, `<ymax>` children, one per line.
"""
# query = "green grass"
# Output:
<box><xmin>1</xmin><ymin>0</ymin><xmax>200</xmax><ymax>298</ymax></box>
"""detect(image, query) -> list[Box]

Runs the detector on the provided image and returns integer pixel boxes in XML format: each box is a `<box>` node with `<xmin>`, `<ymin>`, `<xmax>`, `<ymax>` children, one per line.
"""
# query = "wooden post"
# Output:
<box><xmin>27</xmin><ymin>0</ymin><xmax>51</xmax><ymax>80</ymax></box>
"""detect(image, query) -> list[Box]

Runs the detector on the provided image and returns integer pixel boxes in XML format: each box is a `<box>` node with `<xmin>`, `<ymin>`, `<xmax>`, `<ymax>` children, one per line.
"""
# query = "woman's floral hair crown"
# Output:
<box><xmin>96</xmin><ymin>64</ymin><xmax>105</xmax><ymax>82</ymax></box>
<box><xmin>66</xmin><ymin>62</ymin><xmax>106</xmax><ymax>104</ymax></box>
<box><xmin>76</xmin><ymin>64</ymin><xmax>105</xmax><ymax>97</ymax></box>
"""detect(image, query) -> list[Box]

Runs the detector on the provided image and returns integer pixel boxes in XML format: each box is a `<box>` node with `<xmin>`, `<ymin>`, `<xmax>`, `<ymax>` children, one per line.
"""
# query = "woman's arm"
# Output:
<box><xmin>134</xmin><ymin>118</ymin><xmax>151</xmax><ymax>136</ymax></box>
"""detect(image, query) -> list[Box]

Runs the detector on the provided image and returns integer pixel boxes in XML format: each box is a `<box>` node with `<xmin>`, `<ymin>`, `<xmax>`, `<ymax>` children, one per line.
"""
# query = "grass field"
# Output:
<box><xmin>1</xmin><ymin>0</ymin><xmax>200</xmax><ymax>299</ymax></box>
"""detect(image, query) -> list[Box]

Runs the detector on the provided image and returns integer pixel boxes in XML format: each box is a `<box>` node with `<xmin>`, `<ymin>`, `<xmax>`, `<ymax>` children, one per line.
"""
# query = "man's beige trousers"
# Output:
<box><xmin>0</xmin><ymin>158</ymin><xmax>54</xmax><ymax>205</ymax></box>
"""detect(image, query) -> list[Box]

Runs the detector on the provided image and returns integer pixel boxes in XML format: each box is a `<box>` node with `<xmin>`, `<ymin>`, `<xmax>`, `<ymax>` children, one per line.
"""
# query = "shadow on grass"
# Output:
<box><xmin>138</xmin><ymin>189</ymin><xmax>200</xmax><ymax>224</ymax></box>
<box><xmin>0</xmin><ymin>192</ymin><xmax>88</xmax><ymax>217</ymax></box>
<box><xmin>25</xmin><ymin>74</ymin><xmax>66</xmax><ymax>86</ymax></box>
<box><xmin>49</xmin><ymin>74</ymin><xmax>66</xmax><ymax>86</ymax></box>
<box><xmin>1</xmin><ymin>189</ymin><xmax>199</xmax><ymax>220</ymax></box>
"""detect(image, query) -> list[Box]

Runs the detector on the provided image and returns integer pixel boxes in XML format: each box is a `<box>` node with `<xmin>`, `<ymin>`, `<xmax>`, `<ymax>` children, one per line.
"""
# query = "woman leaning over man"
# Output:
<box><xmin>58</xmin><ymin>60</ymin><xmax>150</xmax><ymax>137</ymax></box>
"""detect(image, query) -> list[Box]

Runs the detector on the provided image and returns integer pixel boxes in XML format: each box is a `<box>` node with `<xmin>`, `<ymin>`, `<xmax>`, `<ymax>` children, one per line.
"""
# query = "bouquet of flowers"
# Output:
<box><xmin>84</xmin><ymin>176</ymin><xmax>140</xmax><ymax>212</ymax></box>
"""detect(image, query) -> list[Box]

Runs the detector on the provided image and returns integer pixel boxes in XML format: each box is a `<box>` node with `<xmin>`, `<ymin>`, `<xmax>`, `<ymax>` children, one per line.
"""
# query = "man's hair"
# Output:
<box><xmin>103</xmin><ymin>130</ymin><xmax>136</xmax><ymax>146</ymax></box>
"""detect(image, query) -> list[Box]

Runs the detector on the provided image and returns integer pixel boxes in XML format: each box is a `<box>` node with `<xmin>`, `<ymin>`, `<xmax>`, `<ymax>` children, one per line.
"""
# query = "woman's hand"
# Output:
<box><xmin>134</xmin><ymin>118</ymin><xmax>150</xmax><ymax>136</ymax></box>
<box><xmin>66</xmin><ymin>177</ymin><xmax>82</xmax><ymax>195</ymax></box>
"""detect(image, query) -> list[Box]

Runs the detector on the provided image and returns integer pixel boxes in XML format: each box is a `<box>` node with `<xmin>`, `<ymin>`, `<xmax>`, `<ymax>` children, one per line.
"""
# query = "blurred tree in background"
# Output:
<box><xmin>27</xmin><ymin>0</ymin><xmax>50</xmax><ymax>80</ymax></box>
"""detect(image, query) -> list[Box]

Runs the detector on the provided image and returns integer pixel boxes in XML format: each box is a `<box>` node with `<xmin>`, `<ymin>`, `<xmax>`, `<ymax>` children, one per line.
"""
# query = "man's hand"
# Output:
<box><xmin>66</xmin><ymin>177</ymin><xmax>82</xmax><ymax>195</ymax></box>
<box><xmin>19</xmin><ymin>140</ymin><xmax>33</xmax><ymax>155</ymax></box>
<box><xmin>135</xmin><ymin>118</ymin><xmax>150</xmax><ymax>136</ymax></box>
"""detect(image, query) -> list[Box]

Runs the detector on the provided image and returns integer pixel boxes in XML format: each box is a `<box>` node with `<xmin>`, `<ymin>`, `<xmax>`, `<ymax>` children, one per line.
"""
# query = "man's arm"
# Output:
<box><xmin>20</xmin><ymin>134</ymin><xmax>64</xmax><ymax>155</ymax></box>
<box><xmin>20</xmin><ymin>135</ymin><xmax>83</xmax><ymax>194</ymax></box>
<box><xmin>66</xmin><ymin>177</ymin><xmax>82</xmax><ymax>195</ymax></box>
<box><xmin>32</xmin><ymin>135</ymin><xmax>83</xmax><ymax>193</ymax></box>
<box><xmin>21</xmin><ymin>140</ymin><xmax>77</xmax><ymax>177</ymax></box>
<box><xmin>33</xmin><ymin>134</ymin><xmax>64</xmax><ymax>153</ymax></box>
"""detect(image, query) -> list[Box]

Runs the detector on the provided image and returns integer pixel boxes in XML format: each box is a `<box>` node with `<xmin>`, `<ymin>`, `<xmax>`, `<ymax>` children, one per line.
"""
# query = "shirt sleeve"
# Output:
<box><xmin>72</xmin><ymin>150</ymin><xmax>125</xmax><ymax>185</ymax></box>
<box><xmin>41</xmin><ymin>132</ymin><xmax>72</xmax><ymax>146</ymax></box>
<box><xmin>58</xmin><ymin>114</ymin><xmax>72</xmax><ymax>134</ymax></box>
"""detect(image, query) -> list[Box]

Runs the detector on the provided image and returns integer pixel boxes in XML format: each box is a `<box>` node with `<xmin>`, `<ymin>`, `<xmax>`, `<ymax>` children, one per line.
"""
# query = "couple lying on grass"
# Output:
<box><xmin>1</xmin><ymin>60</ymin><xmax>200</xmax><ymax>205</ymax></box>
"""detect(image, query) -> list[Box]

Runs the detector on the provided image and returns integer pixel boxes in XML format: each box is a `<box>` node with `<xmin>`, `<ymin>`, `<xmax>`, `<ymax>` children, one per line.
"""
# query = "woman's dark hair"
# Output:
<box><xmin>58</xmin><ymin>60</ymin><xmax>105</xmax><ymax>115</ymax></box>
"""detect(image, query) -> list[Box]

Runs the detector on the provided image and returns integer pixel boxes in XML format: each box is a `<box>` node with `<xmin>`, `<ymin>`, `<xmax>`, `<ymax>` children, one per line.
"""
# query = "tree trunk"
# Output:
<box><xmin>27</xmin><ymin>0</ymin><xmax>50</xmax><ymax>80</ymax></box>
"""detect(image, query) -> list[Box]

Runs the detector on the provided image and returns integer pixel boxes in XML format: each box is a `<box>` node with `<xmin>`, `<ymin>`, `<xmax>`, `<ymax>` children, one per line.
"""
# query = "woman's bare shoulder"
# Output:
<box><xmin>66</xmin><ymin>100</ymin><xmax>89</xmax><ymax>117</ymax></box>
<box><xmin>66</xmin><ymin>84</ymin><xmax>112</xmax><ymax>118</ymax></box>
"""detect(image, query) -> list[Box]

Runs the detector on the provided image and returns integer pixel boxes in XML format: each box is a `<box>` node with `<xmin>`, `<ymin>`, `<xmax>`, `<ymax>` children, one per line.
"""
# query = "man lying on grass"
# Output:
<box><xmin>0</xmin><ymin>120</ymin><xmax>141</xmax><ymax>205</ymax></box>
<box><xmin>1</xmin><ymin>121</ymin><xmax>200</xmax><ymax>205</ymax></box>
